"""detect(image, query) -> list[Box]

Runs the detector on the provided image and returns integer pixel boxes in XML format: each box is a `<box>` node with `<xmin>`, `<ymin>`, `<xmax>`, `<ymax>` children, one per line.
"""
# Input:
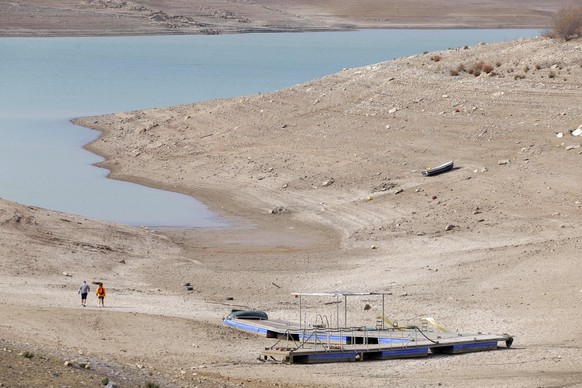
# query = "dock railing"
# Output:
<box><xmin>272</xmin><ymin>325</ymin><xmax>422</xmax><ymax>354</ymax></box>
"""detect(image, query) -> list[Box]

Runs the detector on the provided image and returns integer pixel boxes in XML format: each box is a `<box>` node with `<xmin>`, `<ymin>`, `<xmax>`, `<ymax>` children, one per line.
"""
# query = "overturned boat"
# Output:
<box><xmin>225</xmin><ymin>309</ymin><xmax>268</xmax><ymax>321</ymax></box>
<box><xmin>422</xmin><ymin>160</ymin><xmax>454</xmax><ymax>176</ymax></box>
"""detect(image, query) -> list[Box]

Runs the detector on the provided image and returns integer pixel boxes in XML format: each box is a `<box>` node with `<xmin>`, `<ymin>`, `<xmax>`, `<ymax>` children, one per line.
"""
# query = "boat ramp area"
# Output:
<box><xmin>223</xmin><ymin>292</ymin><xmax>514</xmax><ymax>364</ymax></box>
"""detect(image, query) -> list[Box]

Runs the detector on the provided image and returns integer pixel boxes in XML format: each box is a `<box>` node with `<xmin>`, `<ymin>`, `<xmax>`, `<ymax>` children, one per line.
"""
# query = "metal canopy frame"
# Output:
<box><xmin>291</xmin><ymin>291</ymin><xmax>387</xmax><ymax>330</ymax></box>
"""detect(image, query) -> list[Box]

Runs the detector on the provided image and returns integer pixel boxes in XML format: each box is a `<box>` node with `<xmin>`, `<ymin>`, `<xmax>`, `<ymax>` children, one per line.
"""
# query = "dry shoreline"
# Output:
<box><xmin>0</xmin><ymin>25</ymin><xmax>547</xmax><ymax>38</ymax></box>
<box><xmin>0</xmin><ymin>0</ymin><xmax>573</xmax><ymax>37</ymax></box>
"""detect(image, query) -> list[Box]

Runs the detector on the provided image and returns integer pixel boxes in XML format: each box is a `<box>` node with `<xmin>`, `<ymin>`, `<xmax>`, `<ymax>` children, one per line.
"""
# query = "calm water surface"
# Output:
<box><xmin>0</xmin><ymin>30</ymin><xmax>539</xmax><ymax>226</ymax></box>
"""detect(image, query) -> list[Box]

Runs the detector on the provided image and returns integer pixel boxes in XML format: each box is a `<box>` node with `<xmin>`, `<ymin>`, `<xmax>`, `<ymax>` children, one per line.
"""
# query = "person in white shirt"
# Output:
<box><xmin>78</xmin><ymin>281</ymin><xmax>90</xmax><ymax>307</ymax></box>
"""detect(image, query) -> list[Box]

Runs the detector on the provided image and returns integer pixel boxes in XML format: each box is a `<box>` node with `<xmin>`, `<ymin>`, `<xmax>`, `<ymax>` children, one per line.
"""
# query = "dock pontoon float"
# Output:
<box><xmin>223</xmin><ymin>291</ymin><xmax>513</xmax><ymax>364</ymax></box>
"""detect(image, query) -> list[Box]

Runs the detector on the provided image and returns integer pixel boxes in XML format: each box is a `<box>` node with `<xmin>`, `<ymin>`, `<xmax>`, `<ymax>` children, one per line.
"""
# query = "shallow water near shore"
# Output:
<box><xmin>0</xmin><ymin>29</ymin><xmax>539</xmax><ymax>227</ymax></box>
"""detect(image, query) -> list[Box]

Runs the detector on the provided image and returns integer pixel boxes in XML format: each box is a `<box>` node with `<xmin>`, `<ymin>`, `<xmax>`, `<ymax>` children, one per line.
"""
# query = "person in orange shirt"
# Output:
<box><xmin>96</xmin><ymin>283</ymin><xmax>106</xmax><ymax>307</ymax></box>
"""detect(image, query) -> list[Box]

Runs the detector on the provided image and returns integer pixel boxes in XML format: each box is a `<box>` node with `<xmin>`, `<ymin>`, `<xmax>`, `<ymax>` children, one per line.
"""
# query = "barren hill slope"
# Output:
<box><xmin>1</xmin><ymin>0</ymin><xmax>580</xmax><ymax>36</ymax></box>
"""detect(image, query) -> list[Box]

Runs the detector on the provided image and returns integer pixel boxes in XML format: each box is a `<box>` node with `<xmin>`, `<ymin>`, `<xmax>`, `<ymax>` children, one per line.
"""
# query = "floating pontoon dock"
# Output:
<box><xmin>223</xmin><ymin>291</ymin><xmax>513</xmax><ymax>364</ymax></box>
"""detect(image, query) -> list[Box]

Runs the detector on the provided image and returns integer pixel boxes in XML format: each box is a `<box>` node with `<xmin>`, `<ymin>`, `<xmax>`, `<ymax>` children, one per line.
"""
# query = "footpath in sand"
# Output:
<box><xmin>1</xmin><ymin>34</ymin><xmax>582</xmax><ymax>387</ymax></box>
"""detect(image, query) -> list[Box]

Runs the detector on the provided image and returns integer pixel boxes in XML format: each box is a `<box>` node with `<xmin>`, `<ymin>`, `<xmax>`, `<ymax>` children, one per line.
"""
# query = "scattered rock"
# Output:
<box><xmin>572</xmin><ymin>127</ymin><xmax>582</xmax><ymax>137</ymax></box>
<box><xmin>363</xmin><ymin>303</ymin><xmax>371</xmax><ymax>310</ymax></box>
<box><xmin>498</xmin><ymin>159</ymin><xmax>511</xmax><ymax>165</ymax></box>
<box><xmin>225</xmin><ymin>296</ymin><xmax>234</xmax><ymax>301</ymax></box>
<box><xmin>445</xmin><ymin>224</ymin><xmax>456</xmax><ymax>231</ymax></box>
<box><xmin>322</xmin><ymin>178</ymin><xmax>334</xmax><ymax>187</ymax></box>
<box><xmin>372</xmin><ymin>182</ymin><xmax>396</xmax><ymax>192</ymax></box>
<box><xmin>270</xmin><ymin>206</ymin><xmax>286</xmax><ymax>214</ymax></box>
<box><xmin>394</xmin><ymin>188</ymin><xmax>403</xmax><ymax>195</ymax></box>
<box><xmin>556</xmin><ymin>132</ymin><xmax>564</xmax><ymax>138</ymax></box>
<box><xmin>566</xmin><ymin>145</ymin><xmax>580</xmax><ymax>151</ymax></box>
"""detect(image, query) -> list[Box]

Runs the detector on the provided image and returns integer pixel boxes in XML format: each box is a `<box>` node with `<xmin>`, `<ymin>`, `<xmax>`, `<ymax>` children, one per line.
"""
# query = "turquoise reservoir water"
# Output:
<box><xmin>0</xmin><ymin>30</ymin><xmax>539</xmax><ymax>227</ymax></box>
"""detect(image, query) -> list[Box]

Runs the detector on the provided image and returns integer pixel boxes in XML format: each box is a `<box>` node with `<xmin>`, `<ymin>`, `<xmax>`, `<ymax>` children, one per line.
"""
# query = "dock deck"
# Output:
<box><xmin>224</xmin><ymin>317</ymin><xmax>513</xmax><ymax>364</ymax></box>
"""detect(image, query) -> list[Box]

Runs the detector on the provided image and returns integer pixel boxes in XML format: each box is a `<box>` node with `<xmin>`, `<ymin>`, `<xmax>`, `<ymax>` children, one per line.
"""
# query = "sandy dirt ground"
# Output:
<box><xmin>1</xmin><ymin>0</ymin><xmax>582</xmax><ymax>36</ymax></box>
<box><xmin>1</xmin><ymin>2</ymin><xmax>582</xmax><ymax>388</ymax></box>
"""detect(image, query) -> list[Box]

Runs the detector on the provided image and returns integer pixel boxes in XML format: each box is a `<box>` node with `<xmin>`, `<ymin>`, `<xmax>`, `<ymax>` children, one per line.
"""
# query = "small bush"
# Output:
<box><xmin>430</xmin><ymin>54</ymin><xmax>442</xmax><ymax>62</ymax></box>
<box><xmin>514</xmin><ymin>74</ymin><xmax>526</xmax><ymax>80</ymax></box>
<box><xmin>21</xmin><ymin>351</ymin><xmax>34</xmax><ymax>359</ymax></box>
<box><xmin>496</xmin><ymin>61</ymin><xmax>502</xmax><ymax>67</ymax></box>
<box><xmin>551</xmin><ymin>6</ymin><xmax>582</xmax><ymax>40</ymax></box>
<box><xmin>450</xmin><ymin>69</ymin><xmax>460</xmax><ymax>76</ymax></box>
<box><xmin>467</xmin><ymin>61</ymin><xmax>494</xmax><ymax>77</ymax></box>
<box><xmin>101</xmin><ymin>378</ymin><xmax>109</xmax><ymax>386</ymax></box>
<box><xmin>482</xmin><ymin>63</ymin><xmax>495</xmax><ymax>74</ymax></box>
<box><xmin>524</xmin><ymin>65</ymin><xmax>530</xmax><ymax>72</ymax></box>
<box><xmin>145</xmin><ymin>382</ymin><xmax>160</xmax><ymax>388</ymax></box>
<box><xmin>470</xmin><ymin>61</ymin><xmax>484</xmax><ymax>76</ymax></box>
<box><xmin>457</xmin><ymin>63</ymin><xmax>466</xmax><ymax>72</ymax></box>
<box><xmin>535</xmin><ymin>63</ymin><xmax>542</xmax><ymax>70</ymax></box>
<box><xmin>549</xmin><ymin>70</ymin><xmax>556</xmax><ymax>78</ymax></box>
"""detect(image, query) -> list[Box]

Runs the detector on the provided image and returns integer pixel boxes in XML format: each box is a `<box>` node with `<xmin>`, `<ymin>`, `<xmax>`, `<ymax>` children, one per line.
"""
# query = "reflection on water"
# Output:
<box><xmin>0</xmin><ymin>30</ymin><xmax>539</xmax><ymax>226</ymax></box>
